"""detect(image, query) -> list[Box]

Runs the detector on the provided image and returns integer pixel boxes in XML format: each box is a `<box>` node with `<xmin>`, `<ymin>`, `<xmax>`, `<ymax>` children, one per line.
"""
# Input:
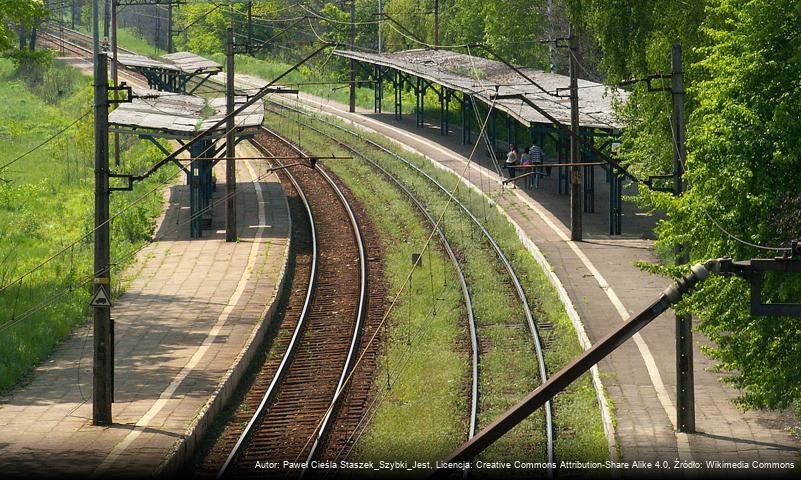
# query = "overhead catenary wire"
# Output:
<box><xmin>284</xmin><ymin>92</ymin><xmax>500</xmax><ymax>469</ymax></box>
<box><xmin>0</xmin><ymin>110</ymin><xmax>91</xmax><ymax>173</ymax></box>
<box><xmin>0</xmin><ymin>156</ymin><xmax>291</xmax><ymax>336</ymax></box>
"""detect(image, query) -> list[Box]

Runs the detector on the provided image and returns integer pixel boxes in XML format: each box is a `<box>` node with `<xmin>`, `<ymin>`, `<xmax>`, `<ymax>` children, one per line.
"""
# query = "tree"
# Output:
<box><xmin>1</xmin><ymin>0</ymin><xmax>47</xmax><ymax>53</ymax></box>
<box><xmin>577</xmin><ymin>0</ymin><xmax>801</xmax><ymax>411</ymax></box>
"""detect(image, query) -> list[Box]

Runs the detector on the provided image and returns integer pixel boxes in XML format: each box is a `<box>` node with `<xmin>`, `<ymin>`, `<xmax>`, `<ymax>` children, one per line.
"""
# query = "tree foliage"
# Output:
<box><xmin>578</xmin><ymin>0</ymin><xmax>801</xmax><ymax>411</ymax></box>
<box><xmin>0</xmin><ymin>0</ymin><xmax>47</xmax><ymax>53</ymax></box>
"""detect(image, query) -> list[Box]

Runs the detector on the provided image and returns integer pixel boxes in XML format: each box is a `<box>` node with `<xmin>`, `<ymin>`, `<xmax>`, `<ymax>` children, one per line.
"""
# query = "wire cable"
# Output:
<box><xmin>0</xmin><ymin>110</ymin><xmax>91</xmax><ymax>173</ymax></box>
<box><xmin>0</xmin><ymin>156</ymin><xmax>284</xmax><ymax>335</ymax></box>
<box><xmin>283</xmin><ymin>94</ymin><xmax>499</xmax><ymax>469</ymax></box>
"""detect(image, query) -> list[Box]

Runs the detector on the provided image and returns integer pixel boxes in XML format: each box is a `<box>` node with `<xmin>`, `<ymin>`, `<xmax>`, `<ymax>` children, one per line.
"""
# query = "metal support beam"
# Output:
<box><xmin>439</xmin><ymin>87</ymin><xmax>448</xmax><ymax>136</ymax></box>
<box><xmin>92</xmin><ymin>0</ymin><xmax>113</xmax><ymax>426</ymax></box>
<box><xmin>416</xmin><ymin>77</ymin><xmax>424</xmax><ymax>127</ymax></box>
<box><xmin>489</xmin><ymin>108</ymin><xmax>496</xmax><ymax>150</ymax></box>
<box><xmin>583</xmin><ymin>163</ymin><xmax>595</xmax><ymax>212</ymax></box>
<box><xmin>609</xmin><ymin>171</ymin><xmax>622</xmax><ymax>235</ymax></box>
<box><xmin>568</xmin><ymin>27</ymin><xmax>583</xmax><ymax>241</ymax></box>
<box><xmin>462</xmin><ymin>95</ymin><xmax>471</xmax><ymax>145</ymax></box>
<box><xmin>432</xmin><ymin>262</ymin><xmax>715</xmax><ymax>473</ymax></box>
<box><xmin>558</xmin><ymin>134</ymin><xmax>568</xmax><ymax>195</ymax></box>
<box><xmin>225</xmin><ymin>24</ymin><xmax>237</xmax><ymax>242</ymax></box>
<box><xmin>374</xmin><ymin>65</ymin><xmax>383</xmax><ymax>113</ymax></box>
<box><xmin>393</xmin><ymin>69</ymin><xmax>402</xmax><ymax>120</ymax></box>
<box><xmin>672</xmin><ymin>43</ymin><xmax>694</xmax><ymax>433</ymax></box>
<box><xmin>583</xmin><ymin>134</ymin><xmax>595</xmax><ymax>213</ymax></box>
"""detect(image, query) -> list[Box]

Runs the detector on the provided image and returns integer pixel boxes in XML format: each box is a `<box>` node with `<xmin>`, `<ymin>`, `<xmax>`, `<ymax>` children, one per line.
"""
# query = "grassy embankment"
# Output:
<box><xmin>0</xmin><ymin>57</ymin><xmax>177</xmax><ymax>390</ymax></box>
<box><xmin>266</xmin><ymin>108</ymin><xmax>609</xmax><ymax>464</ymax></box>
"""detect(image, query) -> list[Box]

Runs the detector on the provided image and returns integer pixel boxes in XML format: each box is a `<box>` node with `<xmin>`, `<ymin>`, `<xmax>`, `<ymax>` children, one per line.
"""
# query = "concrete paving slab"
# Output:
<box><xmin>263</xmin><ymin>81</ymin><xmax>800</xmax><ymax>470</ymax></box>
<box><xmin>0</xmin><ymin>151</ymin><xmax>291</xmax><ymax>478</ymax></box>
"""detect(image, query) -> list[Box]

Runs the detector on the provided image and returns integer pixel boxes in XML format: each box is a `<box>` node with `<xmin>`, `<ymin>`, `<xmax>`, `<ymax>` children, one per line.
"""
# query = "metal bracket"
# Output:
<box><xmin>108</xmin><ymin>82</ymin><xmax>134</xmax><ymax>105</ymax></box>
<box><xmin>643</xmin><ymin>174</ymin><xmax>678</xmax><ymax>194</ymax></box>
<box><xmin>108</xmin><ymin>172</ymin><xmax>134</xmax><ymax>192</ymax></box>
<box><xmin>718</xmin><ymin>241</ymin><xmax>801</xmax><ymax>317</ymax></box>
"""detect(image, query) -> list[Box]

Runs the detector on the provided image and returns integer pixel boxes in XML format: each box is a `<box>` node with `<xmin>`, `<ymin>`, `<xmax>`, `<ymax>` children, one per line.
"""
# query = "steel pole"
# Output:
<box><xmin>111</xmin><ymin>0</ymin><xmax>120</xmax><ymax>166</ymax></box>
<box><xmin>247</xmin><ymin>1</ymin><xmax>253</xmax><ymax>54</ymax></box>
<box><xmin>377</xmin><ymin>0</ymin><xmax>382</xmax><ymax>53</ymax></box>
<box><xmin>546</xmin><ymin>0</ymin><xmax>555</xmax><ymax>72</ymax></box>
<box><xmin>434</xmin><ymin>0</ymin><xmax>439</xmax><ymax>50</ymax></box>
<box><xmin>568</xmin><ymin>27</ymin><xmax>582</xmax><ymax>241</ymax></box>
<box><xmin>225</xmin><ymin>23</ymin><xmax>237</xmax><ymax>242</ymax></box>
<box><xmin>92</xmin><ymin>0</ymin><xmax>112</xmax><ymax>426</ymax></box>
<box><xmin>167</xmin><ymin>0</ymin><xmax>174</xmax><ymax>53</ymax></box>
<box><xmin>348</xmin><ymin>0</ymin><xmax>356</xmax><ymax>112</ymax></box>
<box><xmin>103</xmin><ymin>0</ymin><xmax>109</xmax><ymax>40</ymax></box>
<box><xmin>671</xmin><ymin>43</ymin><xmax>694</xmax><ymax>433</ymax></box>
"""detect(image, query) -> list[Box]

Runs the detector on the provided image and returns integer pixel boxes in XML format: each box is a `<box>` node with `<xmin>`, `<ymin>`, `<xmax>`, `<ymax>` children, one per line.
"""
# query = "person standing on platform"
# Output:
<box><xmin>505</xmin><ymin>143</ymin><xmax>519</xmax><ymax>188</ymax></box>
<box><xmin>520</xmin><ymin>148</ymin><xmax>532</xmax><ymax>189</ymax></box>
<box><xmin>529</xmin><ymin>143</ymin><xmax>546</xmax><ymax>188</ymax></box>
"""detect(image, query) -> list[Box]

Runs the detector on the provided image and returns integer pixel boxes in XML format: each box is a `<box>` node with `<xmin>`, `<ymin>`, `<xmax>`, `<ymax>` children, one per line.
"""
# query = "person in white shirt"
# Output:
<box><xmin>505</xmin><ymin>143</ymin><xmax>519</xmax><ymax>187</ymax></box>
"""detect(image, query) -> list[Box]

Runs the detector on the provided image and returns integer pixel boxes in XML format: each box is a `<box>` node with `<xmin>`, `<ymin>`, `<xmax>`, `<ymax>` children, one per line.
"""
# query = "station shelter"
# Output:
<box><xmin>108</xmin><ymin>52</ymin><xmax>263</xmax><ymax>238</ymax></box>
<box><xmin>334</xmin><ymin>49</ymin><xmax>631</xmax><ymax>235</ymax></box>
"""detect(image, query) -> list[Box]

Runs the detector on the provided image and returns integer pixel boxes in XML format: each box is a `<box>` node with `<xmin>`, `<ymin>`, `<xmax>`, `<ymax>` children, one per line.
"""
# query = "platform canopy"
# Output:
<box><xmin>108</xmin><ymin>89</ymin><xmax>264</xmax><ymax>139</ymax></box>
<box><xmin>334</xmin><ymin>49</ymin><xmax>627</xmax><ymax>130</ymax></box>
<box><xmin>114</xmin><ymin>51</ymin><xmax>221</xmax><ymax>74</ymax></box>
<box><xmin>114</xmin><ymin>52</ymin><xmax>180</xmax><ymax>73</ymax></box>
<box><xmin>160</xmin><ymin>52</ymin><xmax>223</xmax><ymax>75</ymax></box>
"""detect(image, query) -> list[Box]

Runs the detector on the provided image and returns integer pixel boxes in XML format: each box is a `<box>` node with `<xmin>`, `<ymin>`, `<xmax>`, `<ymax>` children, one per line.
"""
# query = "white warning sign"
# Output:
<box><xmin>90</xmin><ymin>285</ymin><xmax>112</xmax><ymax>308</ymax></box>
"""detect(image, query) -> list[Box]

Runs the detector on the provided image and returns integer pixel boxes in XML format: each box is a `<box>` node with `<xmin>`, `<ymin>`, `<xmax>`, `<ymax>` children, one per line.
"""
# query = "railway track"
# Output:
<box><xmin>40</xmin><ymin>24</ymin><xmax>137</xmax><ymax>56</ymax></box>
<box><xmin>37</xmin><ymin>29</ymin><xmax>382</xmax><ymax>475</ymax></box>
<box><xmin>263</xmin><ymin>101</ymin><xmax>556</xmax><ymax>472</ymax></box>
<box><xmin>39</xmin><ymin>30</ymin><xmax>94</xmax><ymax>58</ymax></box>
<box><xmin>36</xmin><ymin>27</ymin><xmax>552</xmax><ymax>470</ymax></box>
<box><xmin>211</xmin><ymin>127</ymin><xmax>371</xmax><ymax>478</ymax></box>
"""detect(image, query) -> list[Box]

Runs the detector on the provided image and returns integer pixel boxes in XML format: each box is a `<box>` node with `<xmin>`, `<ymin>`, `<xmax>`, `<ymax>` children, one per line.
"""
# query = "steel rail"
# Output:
<box><xmin>261</xmin><ymin>126</ymin><xmax>369</xmax><ymax>473</ymax></box>
<box><xmin>42</xmin><ymin>23</ymin><xmax>139</xmax><ymax>55</ymax></box>
<box><xmin>217</xmin><ymin>126</ymin><xmax>368</xmax><ymax>478</ymax></box>
<box><xmin>216</xmin><ymin>136</ymin><xmax>319</xmax><ymax>479</ymax></box>
<box><xmin>39</xmin><ymin>31</ymin><xmax>93</xmax><ymax>56</ymax></box>
<box><xmin>267</xmin><ymin>107</ymin><xmax>480</xmax><ymax>447</ymax></box>
<box><xmin>265</xmin><ymin>101</ymin><xmax>554</xmax><ymax>471</ymax></box>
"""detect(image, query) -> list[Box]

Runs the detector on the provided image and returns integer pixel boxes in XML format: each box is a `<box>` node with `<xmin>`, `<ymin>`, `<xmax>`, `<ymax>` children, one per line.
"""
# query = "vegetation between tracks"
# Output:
<box><xmin>265</xmin><ymin>109</ymin><xmax>608</xmax><ymax>463</ymax></box>
<box><xmin>0</xmin><ymin>57</ymin><xmax>177</xmax><ymax>391</ymax></box>
<box><xmin>305</xmin><ymin>127</ymin><xmax>469</xmax><ymax>461</ymax></box>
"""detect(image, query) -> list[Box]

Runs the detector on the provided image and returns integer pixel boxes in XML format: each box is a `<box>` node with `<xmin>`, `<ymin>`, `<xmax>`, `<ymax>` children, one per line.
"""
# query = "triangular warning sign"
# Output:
<box><xmin>90</xmin><ymin>285</ymin><xmax>112</xmax><ymax>308</ymax></box>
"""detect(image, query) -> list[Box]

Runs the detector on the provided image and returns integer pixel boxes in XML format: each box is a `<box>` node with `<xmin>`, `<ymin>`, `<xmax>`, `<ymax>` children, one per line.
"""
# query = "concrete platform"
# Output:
<box><xmin>251</xmin><ymin>79</ymin><xmax>799</xmax><ymax>471</ymax></box>
<box><xmin>0</xmin><ymin>153</ymin><xmax>291</xmax><ymax>477</ymax></box>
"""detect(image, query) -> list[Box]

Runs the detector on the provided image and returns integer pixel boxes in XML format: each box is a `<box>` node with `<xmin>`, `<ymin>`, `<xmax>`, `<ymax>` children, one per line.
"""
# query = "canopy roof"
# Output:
<box><xmin>108</xmin><ymin>89</ymin><xmax>263</xmax><ymax>139</ymax></box>
<box><xmin>114</xmin><ymin>51</ymin><xmax>222</xmax><ymax>75</ymax></box>
<box><xmin>334</xmin><ymin>48</ymin><xmax>627</xmax><ymax>130</ymax></box>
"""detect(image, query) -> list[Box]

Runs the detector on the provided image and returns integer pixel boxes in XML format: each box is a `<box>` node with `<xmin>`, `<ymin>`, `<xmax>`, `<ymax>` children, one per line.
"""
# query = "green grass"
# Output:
<box><xmin>271</xmin><ymin>118</ymin><xmax>469</xmax><ymax>461</ymax></box>
<box><xmin>72</xmin><ymin>25</ymin><xmax>161</xmax><ymax>57</ymax></box>
<box><xmin>265</xmin><ymin>107</ymin><xmax>609</xmax><ymax>463</ymax></box>
<box><xmin>0</xmin><ymin>57</ymin><xmax>177</xmax><ymax>391</ymax></box>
